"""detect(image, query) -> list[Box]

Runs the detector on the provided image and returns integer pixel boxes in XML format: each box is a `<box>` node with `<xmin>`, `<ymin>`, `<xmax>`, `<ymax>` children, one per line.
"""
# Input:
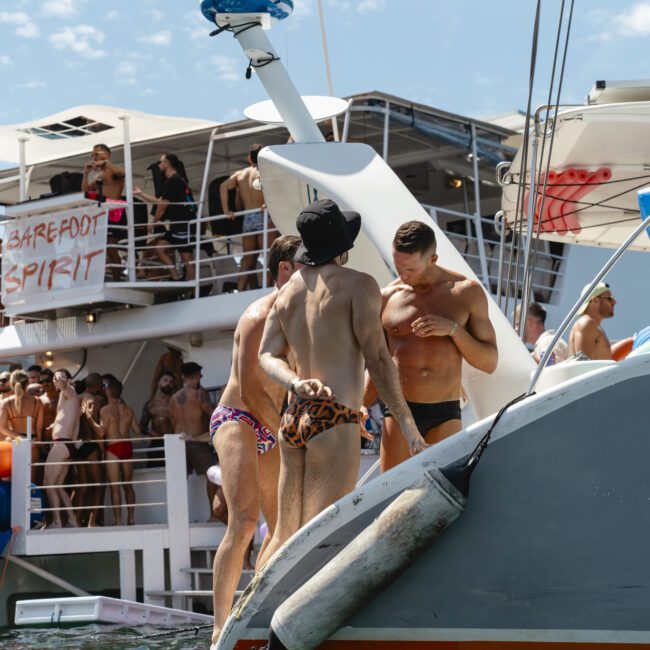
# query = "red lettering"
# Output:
<box><xmin>38</xmin><ymin>258</ymin><xmax>46</xmax><ymax>287</ymax></box>
<box><xmin>21</xmin><ymin>262</ymin><xmax>39</xmax><ymax>290</ymax></box>
<box><xmin>59</xmin><ymin>218</ymin><xmax>71</xmax><ymax>243</ymax></box>
<box><xmin>73</xmin><ymin>254</ymin><xmax>82</xmax><ymax>281</ymax></box>
<box><xmin>79</xmin><ymin>214</ymin><xmax>90</xmax><ymax>238</ymax></box>
<box><xmin>82</xmin><ymin>249</ymin><xmax>104</xmax><ymax>281</ymax></box>
<box><xmin>91</xmin><ymin>212</ymin><xmax>103</xmax><ymax>236</ymax></box>
<box><xmin>3</xmin><ymin>265</ymin><xmax>21</xmax><ymax>294</ymax></box>
<box><xmin>19</xmin><ymin>225</ymin><xmax>33</xmax><ymax>251</ymax></box>
<box><xmin>6</xmin><ymin>229</ymin><xmax>21</xmax><ymax>251</ymax></box>
<box><xmin>33</xmin><ymin>223</ymin><xmax>47</xmax><ymax>248</ymax></box>
<box><xmin>47</xmin><ymin>256</ymin><xmax>72</xmax><ymax>291</ymax></box>
<box><xmin>69</xmin><ymin>216</ymin><xmax>80</xmax><ymax>239</ymax></box>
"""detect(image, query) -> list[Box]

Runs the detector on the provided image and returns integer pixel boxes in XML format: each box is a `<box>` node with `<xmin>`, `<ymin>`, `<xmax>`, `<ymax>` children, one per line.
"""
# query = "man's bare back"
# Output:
<box><xmin>101</xmin><ymin>401</ymin><xmax>137</xmax><ymax>441</ymax></box>
<box><xmin>171</xmin><ymin>385</ymin><xmax>213</xmax><ymax>436</ymax></box>
<box><xmin>232</xmin><ymin>167</ymin><xmax>264</xmax><ymax>211</ymax></box>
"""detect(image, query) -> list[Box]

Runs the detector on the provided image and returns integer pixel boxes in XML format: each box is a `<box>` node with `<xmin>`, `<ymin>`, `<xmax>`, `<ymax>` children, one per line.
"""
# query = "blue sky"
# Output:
<box><xmin>1</xmin><ymin>0</ymin><xmax>650</xmax><ymax>158</ymax></box>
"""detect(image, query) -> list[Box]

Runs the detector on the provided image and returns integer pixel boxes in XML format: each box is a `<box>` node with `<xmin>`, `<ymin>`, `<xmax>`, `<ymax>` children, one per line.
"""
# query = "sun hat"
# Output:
<box><xmin>576</xmin><ymin>282</ymin><xmax>610</xmax><ymax>316</ymax></box>
<box><xmin>294</xmin><ymin>199</ymin><xmax>361</xmax><ymax>266</ymax></box>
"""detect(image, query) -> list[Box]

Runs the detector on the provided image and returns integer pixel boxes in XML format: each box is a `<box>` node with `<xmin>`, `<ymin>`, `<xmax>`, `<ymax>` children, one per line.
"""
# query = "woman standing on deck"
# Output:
<box><xmin>0</xmin><ymin>370</ymin><xmax>44</xmax><ymax>483</ymax></box>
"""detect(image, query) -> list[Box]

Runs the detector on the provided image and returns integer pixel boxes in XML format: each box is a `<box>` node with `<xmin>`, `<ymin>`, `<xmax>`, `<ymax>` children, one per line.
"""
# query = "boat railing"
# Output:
<box><xmin>422</xmin><ymin>202</ymin><xmax>566</xmax><ymax>305</ymax></box>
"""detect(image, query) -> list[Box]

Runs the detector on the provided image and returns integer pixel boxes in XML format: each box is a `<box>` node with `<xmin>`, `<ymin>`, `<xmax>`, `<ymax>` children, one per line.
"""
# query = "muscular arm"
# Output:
<box><xmin>451</xmin><ymin>283</ymin><xmax>498</xmax><ymax>373</ymax></box>
<box><xmin>139</xmin><ymin>402</ymin><xmax>151</xmax><ymax>437</ymax></box>
<box><xmin>220</xmin><ymin>173</ymin><xmax>239</xmax><ymax>217</ymax></box>
<box><xmin>239</xmin><ymin>315</ymin><xmax>282</xmax><ymax>433</ymax></box>
<box><xmin>169</xmin><ymin>396</ymin><xmax>180</xmax><ymax>432</ymax></box>
<box><xmin>199</xmin><ymin>389</ymin><xmax>214</xmax><ymax>417</ymax></box>
<box><xmin>362</xmin><ymin>286</ymin><xmax>392</xmax><ymax>407</ymax></box>
<box><xmin>259</xmin><ymin>302</ymin><xmax>295</xmax><ymax>388</ymax></box>
<box><xmin>130</xmin><ymin>407</ymin><xmax>141</xmax><ymax>436</ymax></box>
<box><xmin>353</xmin><ymin>275</ymin><xmax>426</xmax><ymax>454</ymax></box>
<box><xmin>0</xmin><ymin>400</ymin><xmax>14</xmax><ymax>440</ymax></box>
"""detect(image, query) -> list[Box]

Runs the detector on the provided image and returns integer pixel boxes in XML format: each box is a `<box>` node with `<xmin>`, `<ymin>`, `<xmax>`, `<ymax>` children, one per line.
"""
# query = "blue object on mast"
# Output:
<box><xmin>200</xmin><ymin>0</ymin><xmax>294</xmax><ymax>23</ymax></box>
<box><xmin>637</xmin><ymin>187</ymin><xmax>650</xmax><ymax>241</ymax></box>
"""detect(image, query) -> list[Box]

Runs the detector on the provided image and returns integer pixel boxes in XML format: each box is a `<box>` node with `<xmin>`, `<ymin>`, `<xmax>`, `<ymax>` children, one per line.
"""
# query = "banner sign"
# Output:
<box><xmin>2</xmin><ymin>205</ymin><xmax>108</xmax><ymax>307</ymax></box>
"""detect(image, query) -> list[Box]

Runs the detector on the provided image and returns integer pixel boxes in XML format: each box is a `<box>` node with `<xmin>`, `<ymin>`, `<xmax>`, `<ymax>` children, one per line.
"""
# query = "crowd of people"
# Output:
<box><xmin>0</xmin><ymin>358</ymin><xmax>223</xmax><ymax>529</ymax></box>
<box><xmin>82</xmin><ymin>143</ymin><xmax>276</xmax><ymax>291</ymax></box>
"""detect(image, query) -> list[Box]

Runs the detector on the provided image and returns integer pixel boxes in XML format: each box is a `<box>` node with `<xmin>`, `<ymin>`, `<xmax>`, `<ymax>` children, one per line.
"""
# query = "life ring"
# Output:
<box><xmin>611</xmin><ymin>337</ymin><xmax>634</xmax><ymax>361</ymax></box>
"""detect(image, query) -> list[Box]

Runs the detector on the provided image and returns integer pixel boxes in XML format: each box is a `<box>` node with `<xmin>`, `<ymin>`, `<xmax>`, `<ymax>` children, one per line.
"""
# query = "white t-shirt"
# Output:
<box><xmin>533</xmin><ymin>329</ymin><xmax>569</xmax><ymax>365</ymax></box>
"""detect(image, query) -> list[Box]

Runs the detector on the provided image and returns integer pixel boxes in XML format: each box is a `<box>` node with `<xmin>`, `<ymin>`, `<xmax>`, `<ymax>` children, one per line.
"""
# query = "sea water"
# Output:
<box><xmin>0</xmin><ymin>623</ymin><xmax>214</xmax><ymax>649</ymax></box>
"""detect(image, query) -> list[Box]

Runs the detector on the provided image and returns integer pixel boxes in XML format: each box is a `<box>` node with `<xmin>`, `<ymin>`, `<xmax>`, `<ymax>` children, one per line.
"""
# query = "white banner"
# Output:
<box><xmin>2</xmin><ymin>205</ymin><xmax>108</xmax><ymax>307</ymax></box>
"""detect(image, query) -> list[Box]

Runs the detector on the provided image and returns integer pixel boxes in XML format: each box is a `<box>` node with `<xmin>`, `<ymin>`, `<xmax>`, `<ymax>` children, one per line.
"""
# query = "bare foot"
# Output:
<box><xmin>48</xmin><ymin>520</ymin><xmax>62</xmax><ymax>529</ymax></box>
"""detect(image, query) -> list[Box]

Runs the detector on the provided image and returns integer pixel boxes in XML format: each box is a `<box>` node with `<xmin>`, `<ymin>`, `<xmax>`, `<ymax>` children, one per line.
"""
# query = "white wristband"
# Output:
<box><xmin>449</xmin><ymin>321</ymin><xmax>458</xmax><ymax>337</ymax></box>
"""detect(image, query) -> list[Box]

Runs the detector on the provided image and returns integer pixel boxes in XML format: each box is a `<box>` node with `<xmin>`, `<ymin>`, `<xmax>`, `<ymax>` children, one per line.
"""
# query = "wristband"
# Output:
<box><xmin>449</xmin><ymin>321</ymin><xmax>458</xmax><ymax>337</ymax></box>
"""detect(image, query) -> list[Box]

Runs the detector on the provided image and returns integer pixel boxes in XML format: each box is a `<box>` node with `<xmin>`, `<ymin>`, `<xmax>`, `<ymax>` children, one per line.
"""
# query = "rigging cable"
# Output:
<box><xmin>502</xmin><ymin>0</ymin><xmax>541</xmax><ymax>323</ymax></box>
<box><xmin>524</xmin><ymin>0</ymin><xmax>575</xmax><ymax>310</ymax></box>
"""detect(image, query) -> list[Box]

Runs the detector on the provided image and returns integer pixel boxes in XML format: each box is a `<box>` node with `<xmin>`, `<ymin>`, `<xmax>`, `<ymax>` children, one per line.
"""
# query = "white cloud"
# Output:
<box><xmin>139</xmin><ymin>30</ymin><xmax>172</xmax><ymax>46</ymax></box>
<box><xmin>49</xmin><ymin>24</ymin><xmax>106</xmax><ymax>59</ymax></box>
<box><xmin>357</xmin><ymin>0</ymin><xmax>386</xmax><ymax>13</ymax></box>
<box><xmin>184</xmin><ymin>10</ymin><xmax>211</xmax><ymax>43</ymax></box>
<box><xmin>18</xmin><ymin>80</ymin><xmax>47</xmax><ymax>90</ymax></box>
<box><xmin>116</xmin><ymin>60</ymin><xmax>137</xmax><ymax>85</ymax></box>
<box><xmin>151</xmin><ymin>9</ymin><xmax>164</xmax><ymax>22</ymax></box>
<box><xmin>43</xmin><ymin>0</ymin><xmax>84</xmax><ymax>18</ymax></box>
<box><xmin>210</xmin><ymin>55</ymin><xmax>240</xmax><ymax>82</ymax></box>
<box><xmin>106</xmin><ymin>10</ymin><xmax>119</xmax><ymax>21</ymax></box>
<box><xmin>0</xmin><ymin>12</ymin><xmax>39</xmax><ymax>38</ymax></box>
<box><xmin>614</xmin><ymin>2</ymin><xmax>650</xmax><ymax>36</ymax></box>
<box><xmin>290</xmin><ymin>0</ymin><xmax>314</xmax><ymax>27</ymax></box>
<box><xmin>0</xmin><ymin>55</ymin><xmax>13</xmax><ymax>67</ymax></box>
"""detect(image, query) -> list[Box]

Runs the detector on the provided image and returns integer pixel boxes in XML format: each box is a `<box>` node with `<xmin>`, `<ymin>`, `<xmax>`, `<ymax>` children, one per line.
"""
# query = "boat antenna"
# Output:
<box><xmin>316</xmin><ymin>0</ymin><xmax>340</xmax><ymax>141</ymax></box>
<box><xmin>440</xmin><ymin>392</ymin><xmax>529</xmax><ymax>497</ymax></box>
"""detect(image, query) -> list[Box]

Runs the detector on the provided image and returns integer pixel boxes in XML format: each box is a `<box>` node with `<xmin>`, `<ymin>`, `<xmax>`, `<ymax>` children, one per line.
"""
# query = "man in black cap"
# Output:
<box><xmin>170</xmin><ymin>361</ymin><xmax>215</xmax><ymax>513</ymax></box>
<box><xmin>258</xmin><ymin>199</ymin><xmax>427</xmax><ymax>566</ymax></box>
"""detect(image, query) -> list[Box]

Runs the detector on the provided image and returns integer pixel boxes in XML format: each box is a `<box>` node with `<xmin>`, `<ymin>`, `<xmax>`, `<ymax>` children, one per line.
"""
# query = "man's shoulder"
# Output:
<box><xmin>242</xmin><ymin>291</ymin><xmax>275</xmax><ymax>324</ymax></box>
<box><xmin>572</xmin><ymin>314</ymin><xmax>598</xmax><ymax>333</ymax></box>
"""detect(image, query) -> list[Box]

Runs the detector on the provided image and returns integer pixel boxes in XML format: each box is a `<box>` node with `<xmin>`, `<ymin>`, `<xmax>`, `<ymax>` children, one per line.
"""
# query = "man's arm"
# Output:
<box><xmin>220</xmin><ymin>173</ymin><xmax>239</xmax><ymax>220</ymax></box>
<box><xmin>130</xmin><ymin>407</ymin><xmax>141</xmax><ymax>436</ymax></box>
<box><xmin>139</xmin><ymin>401</ymin><xmax>151</xmax><ymax>437</ymax></box>
<box><xmin>169</xmin><ymin>395</ymin><xmax>179</xmax><ymax>432</ymax></box>
<box><xmin>0</xmin><ymin>400</ymin><xmax>15</xmax><ymax>440</ymax></box>
<box><xmin>411</xmin><ymin>281</ymin><xmax>498</xmax><ymax>374</ymax></box>
<box><xmin>105</xmin><ymin>161</ymin><xmax>125</xmax><ymax>180</ymax></box>
<box><xmin>199</xmin><ymin>388</ymin><xmax>214</xmax><ymax>417</ymax></box>
<box><xmin>352</xmin><ymin>275</ymin><xmax>427</xmax><ymax>455</ymax></box>
<box><xmin>571</xmin><ymin>318</ymin><xmax>604</xmax><ymax>359</ymax></box>
<box><xmin>239</xmin><ymin>314</ymin><xmax>282</xmax><ymax>433</ymax></box>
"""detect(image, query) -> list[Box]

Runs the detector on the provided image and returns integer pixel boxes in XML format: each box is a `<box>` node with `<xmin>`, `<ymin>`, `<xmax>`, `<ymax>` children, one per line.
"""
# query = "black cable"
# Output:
<box><xmin>91</xmin><ymin>622</ymin><xmax>214</xmax><ymax>642</ymax></box>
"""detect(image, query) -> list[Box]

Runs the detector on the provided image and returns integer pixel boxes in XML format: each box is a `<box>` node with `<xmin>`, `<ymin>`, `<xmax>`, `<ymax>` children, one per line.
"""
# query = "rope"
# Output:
<box><xmin>112</xmin><ymin>622</ymin><xmax>214</xmax><ymax>641</ymax></box>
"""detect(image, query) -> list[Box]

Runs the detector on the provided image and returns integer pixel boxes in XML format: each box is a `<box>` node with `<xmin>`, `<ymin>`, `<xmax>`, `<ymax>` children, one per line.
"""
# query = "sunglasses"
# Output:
<box><xmin>0</xmin><ymin>378</ymin><xmax>8</xmax><ymax>384</ymax></box>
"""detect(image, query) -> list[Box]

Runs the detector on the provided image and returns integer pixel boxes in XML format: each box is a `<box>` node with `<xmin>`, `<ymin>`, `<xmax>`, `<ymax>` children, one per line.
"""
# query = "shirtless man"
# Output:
<box><xmin>170</xmin><ymin>362</ymin><xmax>215</xmax><ymax>511</ymax></box>
<box><xmin>210</xmin><ymin>234</ymin><xmax>301</xmax><ymax>643</ymax></box>
<box><xmin>82</xmin><ymin>143</ymin><xmax>126</xmax><ymax>281</ymax></box>
<box><xmin>258</xmin><ymin>200</ymin><xmax>427</xmax><ymax>570</ymax></box>
<box><xmin>43</xmin><ymin>369</ymin><xmax>80</xmax><ymax>528</ymax></box>
<box><xmin>76</xmin><ymin>373</ymin><xmax>104</xmax><ymax>526</ymax></box>
<box><xmin>220</xmin><ymin>143</ymin><xmax>277</xmax><ymax>291</ymax></box>
<box><xmin>85</xmin><ymin>379</ymin><xmax>140</xmax><ymax>525</ymax></box>
<box><xmin>569</xmin><ymin>282</ymin><xmax>628</xmax><ymax>360</ymax></box>
<box><xmin>38</xmin><ymin>369</ymin><xmax>57</xmax><ymax>435</ymax></box>
<box><xmin>140</xmin><ymin>371</ymin><xmax>176</xmax><ymax>466</ymax></box>
<box><xmin>365</xmin><ymin>221</ymin><xmax>497</xmax><ymax>472</ymax></box>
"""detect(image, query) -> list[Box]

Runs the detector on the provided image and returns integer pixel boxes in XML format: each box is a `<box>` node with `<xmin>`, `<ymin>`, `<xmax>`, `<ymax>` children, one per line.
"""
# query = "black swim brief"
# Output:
<box><xmin>381</xmin><ymin>400</ymin><xmax>461</xmax><ymax>436</ymax></box>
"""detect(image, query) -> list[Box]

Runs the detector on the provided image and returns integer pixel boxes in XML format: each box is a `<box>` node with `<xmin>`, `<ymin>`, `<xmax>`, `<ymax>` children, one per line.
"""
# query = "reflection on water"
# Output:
<box><xmin>0</xmin><ymin>623</ymin><xmax>213</xmax><ymax>649</ymax></box>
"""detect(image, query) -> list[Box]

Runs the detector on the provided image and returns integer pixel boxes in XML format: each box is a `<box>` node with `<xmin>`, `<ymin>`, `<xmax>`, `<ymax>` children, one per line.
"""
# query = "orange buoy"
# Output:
<box><xmin>0</xmin><ymin>441</ymin><xmax>11</xmax><ymax>479</ymax></box>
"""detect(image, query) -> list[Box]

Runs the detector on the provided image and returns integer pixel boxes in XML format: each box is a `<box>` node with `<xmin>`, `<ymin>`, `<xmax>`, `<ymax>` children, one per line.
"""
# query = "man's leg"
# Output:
<box><xmin>424</xmin><ymin>419</ymin><xmax>462</xmax><ymax>445</ymax></box>
<box><xmin>107</xmin><ymin>237</ymin><xmax>122</xmax><ymax>281</ymax></box>
<box><xmin>301</xmin><ymin>424</ymin><xmax>360</xmax><ymax>526</ymax></box>
<box><xmin>105</xmin><ymin>450</ymin><xmax>122</xmax><ymax>525</ymax></box>
<box><xmin>76</xmin><ymin>462</ymin><xmax>89</xmax><ymax>526</ymax></box>
<box><xmin>212</xmin><ymin>486</ymin><xmax>228</xmax><ymax>524</ymax></box>
<box><xmin>86</xmin><ymin>448</ymin><xmax>103</xmax><ymax>527</ymax></box>
<box><xmin>237</xmin><ymin>234</ymin><xmax>259</xmax><ymax>291</ymax></box>
<box><xmin>380</xmin><ymin>417</ymin><xmax>410</xmax><ymax>473</ymax></box>
<box><xmin>43</xmin><ymin>444</ymin><xmax>71</xmax><ymax>528</ymax></box>
<box><xmin>211</xmin><ymin>422</ymin><xmax>260</xmax><ymax>643</ymax></box>
<box><xmin>254</xmin><ymin>443</ymin><xmax>280</xmax><ymax>569</ymax></box>
<box><xmin>122</xmin><ymin>460</ymin><xmax>136</xmax><ymax>525</ymax></box>
<box><xmin>180</xmin><ymin>251</ymin><xmax>195</xmax><ymax>282</ymax></box>
<box><xmin>154</xmin><ymin>240</ymin><xmax>180</xmax><ymax>280</ymax></box>
<box><xmin>255</xmin><ymin>439</ymin><xmax>305</xmax><ymax>572</ymax></box>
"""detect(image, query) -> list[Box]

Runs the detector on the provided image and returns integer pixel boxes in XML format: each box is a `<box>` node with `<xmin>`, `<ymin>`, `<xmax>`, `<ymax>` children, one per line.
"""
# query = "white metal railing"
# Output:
<box><xmin>422</xmin><ymin>203</ymin><xmax>566</xmax><ymax>305</ymax></box>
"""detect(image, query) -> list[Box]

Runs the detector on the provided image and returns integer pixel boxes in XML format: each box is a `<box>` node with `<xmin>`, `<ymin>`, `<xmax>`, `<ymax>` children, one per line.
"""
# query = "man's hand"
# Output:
<box><xmin>133</xmin><ymin>186</ymin><xmax>143</xmax><ymax>196</ymax></box>
<box><xmin>84</xmin><ymin>160</ymin><xmax>94</xmax><ymax>173</ymax></box>
<box><xmin>404</xmin><ymin>427</ymin><xmax>429</xmax><ymax>455</ymax></box>
<box><xmin>293</xmin><ymin>379</ymin><xmax>334</xmax><ymax>400</ymax></box>
<box><xmin>225</xmin><ymin>211</ymin><xmax>236</xmax><ymax>221</ymax></box>
<box><xmin>411</xmin><ymin>315</ymin><xmax>456</xmax><ymax>338</ymax></box>
<box><xmin>359</xmin><ymin>406</ymin><xmax>374</xmax><ymax>441</ymax></box>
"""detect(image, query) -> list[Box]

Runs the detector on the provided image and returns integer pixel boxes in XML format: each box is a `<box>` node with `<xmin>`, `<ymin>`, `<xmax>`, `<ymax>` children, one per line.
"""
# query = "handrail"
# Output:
<box><xmin>528</xmin><ymin>207</ymin><xmax>650</xmax><ymax>394</ymax></box>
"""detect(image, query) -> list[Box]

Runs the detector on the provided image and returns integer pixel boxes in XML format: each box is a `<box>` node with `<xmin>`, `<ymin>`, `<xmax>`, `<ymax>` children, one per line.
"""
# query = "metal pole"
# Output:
<box><xmin>470</xmin><ymin>122</ymin><xmax>490</xmax><ymax>287</ymax></box>
<box><xmin>528</xmin><ymin>210</ymin><xmax>650</xmax><ymax>395</ymax></box>
<box><xmin>262</xmin><ymin>209</ymin><xmax>269</xmax><ymax>289</ymax></box>
<box><xmin>122</xmin><ymin>340</ymin><xmax>147</xmax><ymax>385</ymax></box>
<box><xmin>197</xmin><ymin>128</ymin><xmax>218</xmax><ymax>220</ymax></box>
<box><xmin>316</xmin><ymin>0</ymin><xmax>339</xmax><ymax>142</ymax></box>
<box><xmin>518</xmin><ymin>133</ymin><xmax>539</xmax><ymax>336</ymax></box>
<box><xmin>18</xmin><ymin>137</ymin><xmax>28</xmax><ymax>202</ymax></box>
<box><xmin>382</xmin><ymin>100</ymin><xmax>390</xmax><ymax>161</ymax></box>
<box><xmin>494</xmin><ymin>211</ymin><xmax>507</xmax><ymax>309</ymax></box>
<box><xmin>341</xmin><ymin>99</ymin><xmax>354</xmax><ymax>143</ymax></box>
<box><xmin>118</xmin><ymin>115</ymin><xmax>136</xmax><ymax>282</ymax></box>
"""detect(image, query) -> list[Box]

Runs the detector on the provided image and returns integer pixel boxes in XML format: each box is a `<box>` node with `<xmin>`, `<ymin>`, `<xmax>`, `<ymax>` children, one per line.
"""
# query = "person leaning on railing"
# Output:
<box><xmin>134</xmin><ymin>154</ymin><xmax>197</xmax><ymax>282</ymax></box>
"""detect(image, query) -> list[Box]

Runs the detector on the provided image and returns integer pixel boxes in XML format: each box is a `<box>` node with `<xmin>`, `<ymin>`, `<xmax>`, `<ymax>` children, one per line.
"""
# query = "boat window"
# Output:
<box><xmin>20</xmin><ymin>116</ymin><xmax>113</xmax><ymax>140</ymax></box>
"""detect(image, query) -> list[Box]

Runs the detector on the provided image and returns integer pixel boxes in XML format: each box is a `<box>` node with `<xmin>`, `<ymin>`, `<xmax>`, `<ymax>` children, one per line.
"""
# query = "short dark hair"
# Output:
<box><xmin>55</xmin><ymin>368</ymin><xmax>71</xmax><ymax>379</ymax></box>
<box><xmin>182</xmin><ymin>362</ymin><xmax>202</xmax><ymax>377</ymax></box>
<box><xmin>94</xmin><ymin>143</ymin><xmax>111</xmax><ymax>155</ymax></box>
<box><xmin>39</xmin><ymin>368</ymin><xmax>54</xmax><ymax>382</ymax></box>
<box><xmin>27</xmin><ymin>364</ymin><xmax>42</xmax><ymax>373</ymax></box>
<box><xmin>393</xmin><ymin>221</ymin><xmax>436</xmax><ymax>255</ymax></box>
<box><xmin>85</xmin><ymin>372</ymin><xmax>102</xmax><ymax>390</ymax></box>
<box><xmin>527</xmin><ymin>302</ymin><xmax>547</xmax><ymax>325</ymax></box>
<box><xmin>106</xmin><ymin>378</ymin><xmax>123</xmax><ymax>398</ymax></box>
<box><xmin>249</xmin><ymin>143</ymin><xmax>263</xmax><ymax>165</ymax></box>
<box><xmin>160</xmin><ymin>371</ymin><xmax>175</xmax><ymax>382</ymax></box>
<box><xmin>268</xmin><ymin>235</ymin><xmax>301</xmax><ymax>282</ymax></box>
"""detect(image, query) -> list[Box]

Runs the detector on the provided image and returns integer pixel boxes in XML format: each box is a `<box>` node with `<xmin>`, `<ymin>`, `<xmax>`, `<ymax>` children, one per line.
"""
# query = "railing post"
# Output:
<box><xmin>11</xmin><ymin>431</ymin><xmax>32</xmax><ymax>548</ymax></box>
<box><xmin>262</xmin><ymin>209</ymin><xmax>269</xmax><ymax>289</ymax></box>
<box><xmin>164</xmin><ymin>434</ymin><xmax>191</xmax><ymax>607</ymax></box>
<box><xmin>119</xmin><ymin>115</ymin><xmax>136</xmax><ymax>283</ymax></box>
<box><xmin>470</xmin><ymin>122</ymin><xmax>490</xmax><ymax>288</ymax></box>
<box><xmin>428</xmin><ymin>206</ymin><xmax>438</xmax><ymax>225</ymax></box>
<box><xmin>195</xmin><ymin>210</ymin><xmax>202</xmax><ymax>300</ymax></box>
<box><xmin>18</xmin><ymin>136</ymin><xmax>28</xmax><ymax>202</ymax></box>
<box><xmin>342</xmin><ymin>99</ymin><xmax>354</xmax><ymax>143</ymax></box>
<box><xmin>383</xmin><ymin>100</ymin><xmax>390</xmax><ymax>161</ymax></box>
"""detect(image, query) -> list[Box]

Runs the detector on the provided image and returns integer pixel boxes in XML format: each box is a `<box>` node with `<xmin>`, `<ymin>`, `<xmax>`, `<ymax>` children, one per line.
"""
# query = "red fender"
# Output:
<box><xmin>559</xmin><ymin>167</ymin><xmax>612</xmax><ymax>235</ymax></box>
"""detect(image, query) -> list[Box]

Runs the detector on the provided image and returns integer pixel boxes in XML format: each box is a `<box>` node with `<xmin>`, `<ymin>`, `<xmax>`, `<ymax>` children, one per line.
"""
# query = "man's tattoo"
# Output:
<box><xmin>177</xmin><ymin>390</ymin><xmax>187</xmax><ymax>406</ymax></box>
